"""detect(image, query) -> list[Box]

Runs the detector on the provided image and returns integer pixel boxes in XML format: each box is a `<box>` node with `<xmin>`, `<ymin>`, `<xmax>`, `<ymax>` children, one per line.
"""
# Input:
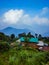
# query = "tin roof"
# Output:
<box><xmin>20</xmin><ymin>37</ymin><xmax>38</xmax><ymax>43</ymax></box>
<box><xmin>29</xmin><ymin>38</ymin><xmax>38</xmax><ymax>43</ymax></box>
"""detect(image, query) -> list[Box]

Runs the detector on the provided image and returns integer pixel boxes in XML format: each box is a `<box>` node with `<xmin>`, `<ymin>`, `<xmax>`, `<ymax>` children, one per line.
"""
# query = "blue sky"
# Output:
<box><xmin>0</xmin><ymin>0</ymin><xmax>49</xmax><ymax>9</ymax></box>
<box><xmin>0</xmin><ymin>0</ymin><xmax>49</xmax><ymax>34</ymax></box>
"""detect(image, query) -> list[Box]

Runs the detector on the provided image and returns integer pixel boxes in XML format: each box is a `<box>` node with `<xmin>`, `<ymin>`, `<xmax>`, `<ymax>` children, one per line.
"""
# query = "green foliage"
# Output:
<box><xmin>8</xmin><ymin>49</ymin><xmax>49</xmax><ymax>65</ymax></box>
<box><xmin>43</xmin><ymin>37</ymin><xmax>49</xmax><ymax>45</ymax></box>
<box><xmin>10</xmin><ymin>34</ymin><xmax>15</xmax><ymax>41</ymax></box>
<box><xmin>0</xmin><ymin>41</ymin><xmax>10</xmax><ymax>51</ymax></box>
<box><xmin>0</xmin><ymin>52</ymin><xmax>9</xmax><ymax>65</ymax></box>
<box><xmin>38</xmin><ymin>34</ymin><xmax>42</xmax><ymax>40</ymax></box>
<box><xmin>0</xmin><ymin>48</ymin><xmax>49</xmax><ymax>65</ymax></box>
<box><xmin>18</xmin><ymin>32</ymin><xmax>26</xmax><ymax>38</ymax></box>
<box><xmin>35</xmin><ymin>33</ymin><xmax>38</xmax><ymax>38</ymax></box>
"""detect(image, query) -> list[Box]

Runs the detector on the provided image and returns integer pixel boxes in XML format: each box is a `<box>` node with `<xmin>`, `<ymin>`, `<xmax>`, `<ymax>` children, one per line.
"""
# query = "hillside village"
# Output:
<box><xmin>0</xmin><ymin>32</ymin><xmax>49</xmax><ymax>65</ymax></box>
<box><xmin>0</xmin><ymin>32</ymin><xmax>49</xmax><ymax>51</ymax></box>
<box><xmin>16</xmin><ymin>37</ymin><xmax>49</xmax><ymax>51</ymax></box>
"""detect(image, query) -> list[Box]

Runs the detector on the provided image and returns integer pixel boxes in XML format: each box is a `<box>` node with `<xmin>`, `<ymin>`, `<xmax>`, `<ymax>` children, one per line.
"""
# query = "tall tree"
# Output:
<box><xmin>10</xmin><ymin>34</ymin><xmax>15</xmax><ymax>41</ymax></box>
<box><xmin>27</xmin><ymin>32</ymin><xmax>34</xmax><ymax>38</ymax></box>
<box><xmin>18</xmin><ymin>32</ymin><xmax>26</xmax><ymax>38</ymax></box>
<box><xmin>27</xmin><ymin>32</ymin><xmax>31</xmax><ymax>37</ymax></box>
<box><xmin>38</xmin><ymin>34</ymin><xmax>42</xmax><ymax>40</ymax></box>
<box><xmin>35</xmin><ymin>33</ymin><xmax>38</xmax><ymax>38</ymax></box>
<box><xmin>0</xmin><ymin>32</ymin><xmax>5</xmax><ymax>40</ymax></box>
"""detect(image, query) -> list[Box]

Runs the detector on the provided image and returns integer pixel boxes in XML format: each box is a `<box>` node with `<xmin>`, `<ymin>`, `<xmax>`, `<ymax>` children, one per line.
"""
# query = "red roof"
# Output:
<box><xmin>42</xmin><ymin>46</ymin><xmax>49</xmax><ymax>51</ymax></box>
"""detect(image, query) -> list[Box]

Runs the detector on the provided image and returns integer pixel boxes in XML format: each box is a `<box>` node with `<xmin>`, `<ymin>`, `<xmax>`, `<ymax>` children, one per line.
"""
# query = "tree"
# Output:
<box><xmin>27</xmin><ymin>32</ymin><xmax>31</xmax><ymax>37</ymax></box>
<box><xmin>35</xmin><ymin>33</ymin><xmax>38</xmax><ymax>38</ymax></box>
<box><xmin>38</xmin><ymin>34</ymin><xmax>42</xmax><ymax>40</ymax></box>
<box><xmin>0</xmin><ymin>32</ymin><xmax>5</xmax><ymax>40</ymax></box>
<box><xmin>18</xmin><ymin>32</ymin><xmax>26</xmax><ymax>38</ymax></box>
<box><xmin>5</xmin><ymin>35</ymin><xmax>10</xmax><ymax>42</ymax></box>
<box><xmin>0</xmin><ymin>42</ymin><xmax>10</xmax><ymax>51</ymax></box>
<box><xmin>27</xmin><ymin>32</ymin><xmax>34</xmax><ymax>38</ymax></box>
<box><xmin>10</xmin><ymin>34</ymin><xmax>15</xmax><ymax>41</ymax></box>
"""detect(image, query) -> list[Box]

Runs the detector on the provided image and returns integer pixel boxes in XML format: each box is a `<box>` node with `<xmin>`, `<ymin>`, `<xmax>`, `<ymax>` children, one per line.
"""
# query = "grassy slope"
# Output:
<box><xmin>0</xmin><ymin>47</ymin><xmax>49</xmax><ymax>65</ymax></box>
<box><xmin>0</xmin><ymin>41</ymin><xmax>49</xmax><ymax>65</ymax></box>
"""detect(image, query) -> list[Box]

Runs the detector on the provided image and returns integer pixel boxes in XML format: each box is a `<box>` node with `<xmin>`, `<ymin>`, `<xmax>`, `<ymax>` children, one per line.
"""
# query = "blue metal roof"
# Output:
<box><xmin>29</xmin><ymin>38</ymin><xmax>38</xmax><ymax>43</ymax></box>
<box><xmin>20</xmin><ymin>37</ymin><xmax>38</xmax><ymax>43</ymax></box>
<box><xmin>20</xmin><ymin>37</ymin><xmax>25</xmax><ymax>42</ymax></box>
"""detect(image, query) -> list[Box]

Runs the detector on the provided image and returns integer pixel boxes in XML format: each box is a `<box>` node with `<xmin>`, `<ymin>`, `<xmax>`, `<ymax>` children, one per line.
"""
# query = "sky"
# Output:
<box><xmin>0</xmin><ymin>0</ymin><xmax>49</xmax><ymax>34</ymax></box>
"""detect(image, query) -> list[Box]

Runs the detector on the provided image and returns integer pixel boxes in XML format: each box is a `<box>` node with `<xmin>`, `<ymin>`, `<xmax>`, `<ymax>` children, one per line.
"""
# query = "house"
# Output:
<box><xmin>19</xmin><ymin>37</ymin><xmax>39</xmax><ymax>49</ymax></box>
<box><xmin>37</xmin><ymin>41</ymin><xmax>49</xmax><ymax>51</ymax></box>
<box><xmin>37</xmin><ymin>41</ymin><xmax>48</xmax><ymax>47</ymax></box>
<box><xmin>42</xmin><ymin>46</ymin><xmax>49</xmax><ymax>51</ymax></box>
<box><xmin>37</xmin><ymin>41</ymin><xmax>48</xmax><ymax>50</ymax></box>
<box><xmin>38</xmin><ymin>46</ymin><xmax>49</xmax><ymax>51</ymax></box>
<box><xmin>37</xmin><ymin>41</ymin><xmax>44</xmax><ymax>47</ymax></box>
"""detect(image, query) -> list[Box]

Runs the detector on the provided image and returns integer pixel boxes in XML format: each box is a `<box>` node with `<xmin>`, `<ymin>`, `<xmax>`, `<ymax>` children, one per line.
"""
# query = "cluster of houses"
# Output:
<box><xmin>16</xmin><ymin>36</ymin><xmax>49</xmax><ymax>51</ymax></box>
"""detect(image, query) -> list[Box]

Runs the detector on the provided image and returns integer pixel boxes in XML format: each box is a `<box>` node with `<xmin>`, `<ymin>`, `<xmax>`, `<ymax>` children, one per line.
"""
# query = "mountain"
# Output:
<box><xmin>43</xmin><ymin>32</ymin><xmax>49</xmax><ymax>37</ymax></box>
<box><xmin>0</xmin><ymin>27</ymin><xmax>35</xmax><ymax>36</ymax></box>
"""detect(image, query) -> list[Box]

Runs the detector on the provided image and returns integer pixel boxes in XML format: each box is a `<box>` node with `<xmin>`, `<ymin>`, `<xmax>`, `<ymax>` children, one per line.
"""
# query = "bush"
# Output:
<box><xmin>0</xmin><ymin>41</ymin><xmax>10</xmax><ymax>51</ymax></box>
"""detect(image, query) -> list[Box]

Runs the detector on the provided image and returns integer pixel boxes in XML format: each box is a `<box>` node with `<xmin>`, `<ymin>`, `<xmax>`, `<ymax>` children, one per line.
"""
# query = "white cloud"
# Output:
<box><xmin>31</xmin><ymin>7</ymin><xmax>49</xmax><ymax>25</ymax></box>
<box><xmin>22</xmin><ymin>14</ymin><xmax>32</xmax><ymax>25</ymax></box>
<box><xmin>40</xmin><ymin>7</ymin><xmax>49</xmax><ymax>15</ymax></box>
<box><xmin>2</xmin><ymin>9</ymin><xmax>33</xmax><ymax>26</ymax></box>
<box><xmin>32</xmin><ymin>15</ymin><xmax>49</xmax><ymax>25</ymax></box>
<box><xmin>1</xmin><ymin>7</ymin><xmax>49</xmax><ymax>29</ymax></box>
<box><xmin>3</xmin><ymin>9</ymin><xmax>24</xmax><ymax>24</ymax></box>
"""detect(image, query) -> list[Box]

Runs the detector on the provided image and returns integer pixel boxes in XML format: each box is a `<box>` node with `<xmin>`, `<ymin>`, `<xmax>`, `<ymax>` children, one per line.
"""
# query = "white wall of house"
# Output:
<box><xmin>37</xmin><ymin>41</ymin><xmax>44</xmax><ymax>46</ymax></box>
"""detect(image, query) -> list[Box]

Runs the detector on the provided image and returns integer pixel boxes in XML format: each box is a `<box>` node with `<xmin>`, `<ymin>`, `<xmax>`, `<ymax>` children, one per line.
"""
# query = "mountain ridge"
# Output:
<box><xmin>0</xmin><ymin>27</ymin><xmax>35</xmax><ymax>36</ymax></box>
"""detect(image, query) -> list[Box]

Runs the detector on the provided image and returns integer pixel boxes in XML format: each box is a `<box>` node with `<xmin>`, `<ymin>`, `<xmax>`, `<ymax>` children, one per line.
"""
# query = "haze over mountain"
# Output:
<box><xmin>43</xmin><ymin>32</ymin><xmax>49</xmax><ymax>37</ymax></box>
<box><xmin>0</xmin><ymin>27</ymin><xmax>35</xmax><ymax>36</ymax></box>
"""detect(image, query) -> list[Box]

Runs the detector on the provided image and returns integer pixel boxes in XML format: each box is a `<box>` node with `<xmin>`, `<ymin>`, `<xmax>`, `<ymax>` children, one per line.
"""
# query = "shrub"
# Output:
<box><xmin>0</xmin><ymin>41</ymin><xmax>10</xmax><ymax>51</ymax></box>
